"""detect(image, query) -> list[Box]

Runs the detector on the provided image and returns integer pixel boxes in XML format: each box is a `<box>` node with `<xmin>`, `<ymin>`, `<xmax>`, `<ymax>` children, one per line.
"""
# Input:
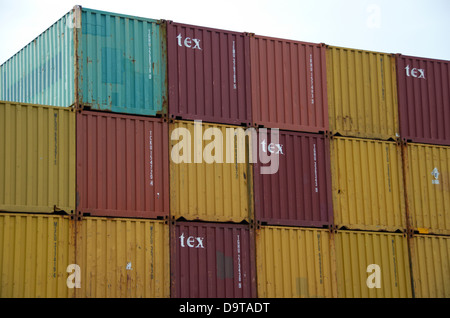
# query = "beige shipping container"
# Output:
<box><xmin>404</xmin><ymin>143</ymin><xmax>450</xmax><ymax>235</ymax></box>
<box><xmin>331</xmin><ymin>137</ymin><xmax>406</xmax><ymax>232</ymax></box>
<box><xmin>256</xmin><ymin>226</ymin><xmax>337</xmax><ymax>298</ymax></box>
<box><xmin>169</xmin><ymin>120</ymin><xmax>253</xmax><ymax>223</ymax></box>
<box><xmin>0</xmin><ymin>213</ymin><xmax>76</xmax><ymax>298</ymax></box>
<box><xmin>409</xmin><ymin>234</ymin><xmax>450</xmax><ymax>298</ymax></box>
<box><xmin>0</xmin><ymin>101</ymin><xmax>76</xmax><ymax>214</ymax></box>
<box><xmin>335</xmin><ymin>230</ymin><xmax>412</xmax><ymax>298</ymax></box>
<box><xmin>74</xmin><ymin>217</ymin><xmax>170</xmax><ymax>298</ymax></box>
<box><xmin>326</xmin><ymin>46</ymin><xmax>399</xmax><ymax>140</ymax></box>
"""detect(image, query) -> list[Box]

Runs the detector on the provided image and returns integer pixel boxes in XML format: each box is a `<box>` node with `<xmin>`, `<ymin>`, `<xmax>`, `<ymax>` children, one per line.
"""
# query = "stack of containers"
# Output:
<box><xmin>1</xmin><ymin>5</ymin><xmax>449</xmax><ymax>299</ymax></box>
<box><xmin>396</xmin><ymin>55</ymin><xmax>450</xmax><ymax>297</ymax></box>
<box><xmin>0</xmin><ymin>6</ymin><xmax>171</xmax><ymax>298</ymax></box>
<box><xmin>326</xmin><ymin>45</ymin><xmax>413</xmax><ymax>297</ymax></box>
<box><xmin>0</xmin><ymin>101</ymin><xmax>77</xmax><ymax>298</ymax></box>
<box><xmin>166</xmin><ymin>21</ymin><xmax>257</xmax><ymax>298</ymax></box>
<box><xmin>249</xmin><ymin>35</ymin><xmax>336</xmax><ymax>298</ymax></box>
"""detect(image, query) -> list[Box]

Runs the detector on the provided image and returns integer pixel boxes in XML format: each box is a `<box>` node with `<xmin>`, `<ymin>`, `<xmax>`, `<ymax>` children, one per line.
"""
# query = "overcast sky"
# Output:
<box><xmin>0</xmin><ymin>0</ymin><xmax>449</xmax><ymax>64</ymax></box>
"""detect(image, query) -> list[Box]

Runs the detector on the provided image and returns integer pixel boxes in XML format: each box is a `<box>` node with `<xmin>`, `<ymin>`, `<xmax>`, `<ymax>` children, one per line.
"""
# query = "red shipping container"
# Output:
<box><xmin>167</xmin><ymin>21</ymin><xmax>252</xmax><ymax>126</ymax></box>
<box><xmin>76</xmin><ymin>111</ymin><xmax>169</xmax><ymax>219</ymax></box>
<box><xmin>250</xmin><ymin>35</ymin><xmax>328</xmax><ymax>133</ymax></box>
<box><xmin>253</xmin><ymin>129</ymin><xmax>333</xmax><ymax>227</ymax></box>
<box><xmin>171</xmin><ymin>221</ymin><xmax>256</xmax><ymax>298</ymax></box>
<box><xmin>396</xmin><ymin>54</ymin><xmax>450</xmax><ymax>146</ymax></box>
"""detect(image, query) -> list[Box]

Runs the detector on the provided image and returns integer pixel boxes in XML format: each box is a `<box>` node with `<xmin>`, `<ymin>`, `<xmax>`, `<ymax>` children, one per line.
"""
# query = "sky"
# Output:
<box><xmin>0</xmin><ymin>0</ymin><xmax>449</xmax><ymax>65</ymax></box>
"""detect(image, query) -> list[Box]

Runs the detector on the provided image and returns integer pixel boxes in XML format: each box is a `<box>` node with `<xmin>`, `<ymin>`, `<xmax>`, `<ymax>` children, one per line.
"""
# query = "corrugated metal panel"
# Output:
<box><xmin>396</xmin><ymin>55</ymin><xmax>450</xmax><ymax>146</ymax></box>
<box><xmin>171</xmin><ymin>221</ymin><xmax>256</xmax><ymax>298</ymax></box>
<box><xmin>169</xmin><ymin>120</ymin><xmax>252</xmax><ymax>223</ymax></box>
<box><xmin>331</xmin><ymin>137</ymin><xmax>406</xmax><ymax>231</ymax></box>
<box><xmin>335</xmin><ymin>230</ymin><xmax>412</xmax><ymax>298</ymax></box>
<box><xmin>256</xmin><ymin>226</ymin><xmax>337</xmax><ymax>298</ymax></box>
<box><xmin>254</xmin><ymin>130</ymin><xmax>333</xmax><ymax>227</ymax></box>
<box><xmin>167</xmin><ymin>21</ymin><xmax>252</xmax><ymax>126</ymax></box>
<box><xmin>79</xmin><ymin>8</ymin><xmax>167</xmax><ymax>116</ymax></box>
<box><xmin>410</xmin><ymin>234</ymin><xmax>450</xmax><ymax>298</ymax></box>
<box><xmin>0</xmin><ymin>10</ymin><xmax>76</xmax><ymax>107</ymax></box>
<box><xmin>74</xmin><ymin>217</ymin><xmax>170</xmax><ymax>298</ymax></box>
<box><xmin>0</xmin><ymin>101</ymin><xmax>76</xmax><ymax>214</ymax></box>
<box><xmin>0</xmin><ymin>213</ymin><xmax>75</xmax><ymax>298</ymax></box>
<box><xmin>76</xmin><ymin>111</ymin><xmax>169</xmax><ymax>219</ymax></box>
<box><xmin>250</xmin><ymin>35</ymin><xmax>328</xmax><ymax>133</ymax></box>
<box><xmin>0</xmin><ymin>6</ymin><xmax>167</xmax><ymax>116</ymax></box>
<box><xmin>326</xmin><ymin>46</ymin><xmax>399</xmax><ymax>140</ymax></box>
<box><xmin>404</xmin><ymin>143</ymin><xmax>450</xmax><ymax>235</ymax></box>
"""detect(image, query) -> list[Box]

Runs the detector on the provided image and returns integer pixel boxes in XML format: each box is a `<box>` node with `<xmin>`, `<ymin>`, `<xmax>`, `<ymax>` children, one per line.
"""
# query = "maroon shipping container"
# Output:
<box><xmin>396</xmin><ymin>54</ymin><xmax>450</xmax><ymax>145</ymax></box>
<box><xmin>76</xmin><ymin>111</ymin><xmax>169</xmax><ymax>219</ymax></box>
<box><xmin>250</xmin><ymin>35</ymin><xmax>328</xmax><ymax>133</ymax></box>
<box><xmin>171</xmin><ymin>221</ymin><xmax>256</xmax><ymax>298</ymax></box>
<box><xmin>253</xmin><ymin>129</ymin><xmax>333</xmax><ymax>227</ymax></box>
<box><xmin>167</xmin><ymin>21</ymin><xmax>252</xmax><ymax>126</ymax></box>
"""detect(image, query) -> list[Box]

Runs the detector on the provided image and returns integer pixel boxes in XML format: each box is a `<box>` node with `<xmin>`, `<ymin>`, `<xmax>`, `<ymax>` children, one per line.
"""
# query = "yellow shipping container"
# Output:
<box><xmin>404</xmin><ymin>143</ymin><xmax>450</xmax><ymax>235</ymax></box>
<box><xmin>169</xmin><ymin>120</ymin><xmax>253</xmax><ymax>223</ymax></box>
<box><xmin>0</xmin><ymin>101</ymin><xmax>76</xmax><ymax>214</ymax></box>
<box><xmin>335</xmin><ymin>230</ymin><xmax>412</xmax><ymax>298</ymax></box>
<box><xmin>0</xmin><ymin>213</ymin><xmax>76</xmax><ymax>298</ymax></box>
<box><xmin>74</xmin><ymin>217</ymin><xmax>170</xmax><ymax>298</ymax></box>
<box><xmin>410</xmin><ymin>234</ymin><xmax>450</xmax><ymax>298</ymax></box>
<box><xmin>256</xmin><ymin>226</ymin><xmax>337</xmax><ymax>298</ymax></box>
<box><xmin>331</xmin><ymin>137</ymin><xmax>406</xmax><ymax>232</ymax></box>
<box><xmin>326</xmin><ymin>46</ymin><xmax>399</xmax><ymax>140</ymax></box>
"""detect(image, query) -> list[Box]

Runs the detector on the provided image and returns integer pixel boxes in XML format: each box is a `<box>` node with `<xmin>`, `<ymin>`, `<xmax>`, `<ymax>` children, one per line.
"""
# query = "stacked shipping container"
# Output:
<box><xmin>0</xmin><ymin>6</ymin><xmax>172</xmax><ymax>298</ymax></box>
<box><xmin>0</xmin><ymin>5</ymin><xmax>449</xmax><ymax>299</ymax></box>
<box><xmin>165</xmin><ymin>18</ymin><xmax>257</xmax><ymax>297</ymax></box>
<box><xmin>325</xmin><ymin>45</ymin><xmax>405</xmax><ymax>297</ymax></box>
<box><xmin>395</xmin><ymin>55</ymin><xmax>450</xmax><ymax>298</ymax></box>
<box><xmin>248</xmin><ymin>34</ymin><xmax>334</xmax><ymax>298</ymax></box>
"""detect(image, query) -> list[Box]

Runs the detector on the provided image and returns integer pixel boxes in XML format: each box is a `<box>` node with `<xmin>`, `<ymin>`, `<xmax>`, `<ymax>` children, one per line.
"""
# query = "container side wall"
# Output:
<box><xmin>0</xmin><ymin>213</ymin><xmax>75</xmax><ymax>298</ymax></box>
<box><xmin>171</xmin><ymin>222</ymin><xmax>256</xmax><ymax>298</ymax></box>
<box><xmin>167</xmin><ymin>22</ymin><xmax>251</xmax><ymax>125</ymax></box>
<box><xmin>410</xmin><ymin>235</ymin><xmax>450</xmax><ymax>298</ymax></box>
<box><xmin>253</xmin><ymin>130</ymin><xmax>333</xmax><ymax>227</ymax></box>
<box><xmin>256</xmin><ymin>226</ymin><xmax>337</xmax><ymax>298</ymax></box>
<box><xmin>331</xmin><ymin>137</ymin><xmax>406</xmax><ymax>231</ymax></box>
<box><xmin>79</xmin><ymin>9</ymin><xmax>167</xmax><ymax>115</ymax></box>
<box><xmin>0</xmin><ymin>10</ymin><xmax>75</xmax><ymax>107</ymax></box>
<box><xmin>335</xmin><ymin>231</ymin><xmax>412</xmax><ymax>298</ymax></box>
<box><xmin>0</xmin><ymin>102</ymin><xmax>76</xmax><ymax>214</ymax></box>
<box><xmin>75</xmin><ymin>217</ymin><xmax>170</xmax><ymax>298</ymax></box>
<box><xmin>406</xmin><ymin>143</ymin><xmax>450</xmax><ymax>235</ymax></box>
<box><xmin>397</xmin><ymin>55</ymin><xmax>450</xmax><ymax>146</ymax></box>
<box><xmin>169</xmin><ymin>120</ymin><xmax>252</xmax><ymax>223</ymax></box>
<box><xmin>251</xmin><ymin>36</ymin><xmax>328</xmax><ymax>132</ymax></box>
<box><xmin>327</xmin><ymin>47</ymin><xmax>399</xmax><ymax>140</ymax></box>
<box><xmin>76</xmin><ymin>111</ymin><xmax>169</xmax><ymax>219</ymax></box>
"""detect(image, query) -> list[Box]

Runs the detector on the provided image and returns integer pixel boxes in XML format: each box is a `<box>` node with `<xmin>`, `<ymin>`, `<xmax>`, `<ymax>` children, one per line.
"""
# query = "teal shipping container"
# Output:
<box><xmin>0</xmin><ymin>6</ymin><xmax>167</xmax><ymax>116</ymax></box>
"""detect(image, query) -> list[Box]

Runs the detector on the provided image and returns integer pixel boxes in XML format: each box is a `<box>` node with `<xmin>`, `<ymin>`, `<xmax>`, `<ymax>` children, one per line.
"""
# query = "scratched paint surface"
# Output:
<box><xmin>331</xmin><ymin>137</ymin><xmax>406</xmax><ymax>232</ymax></box>
<box><xmin>80</xmin><ymin>8</ymin><xmax>167</xmax><ymax>115</ymax></box>
<box><xmin>335</xmin><ymin>230</ymin><xmax>412</xmax><ymax>298</ymax></box>
<box><xmin>0</xmin><ymin>213</ymin><xmax>75</xmax><ymax>298</ymax></box>
<box><xmin>171</xmin><ymin>222</ymin><xmax>256</xmax><ymax>298</ymax></box>
<box><xmin>75</xmin><ymin>217</ymin><xmax>170</xmax><ymax>298</ymax></box>
<box><xmin>256</xmin><ymin>226</ymin><xmax>337</xmax><ymax>298</ymax></box>
<box><xmin>326</xmin><ymin>46</ymin><xmax>399</xmax><ymax>140</ymax></box>
<box><xmin>0</xmin><ymin>101</ymin><xmax>76</xmax><ymax>214</ymax></box>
